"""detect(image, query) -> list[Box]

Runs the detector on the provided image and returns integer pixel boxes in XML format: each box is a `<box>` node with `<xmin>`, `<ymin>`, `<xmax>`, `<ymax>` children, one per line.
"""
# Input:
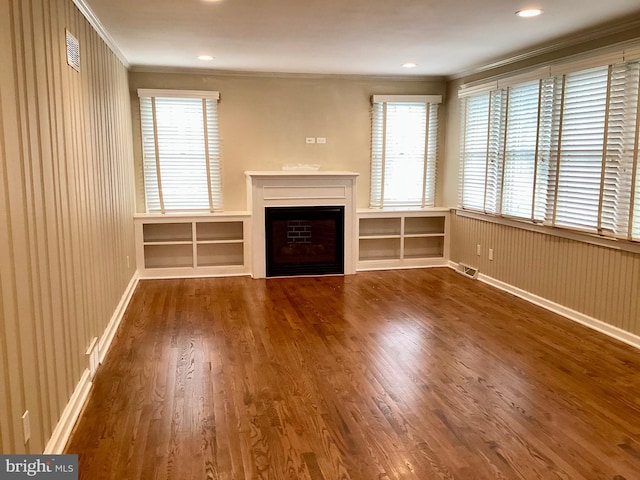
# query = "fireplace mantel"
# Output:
<box><xmin>246</xmin><ymin>171</ymin><xmax>359</xmax><ymax>278</ymax></box>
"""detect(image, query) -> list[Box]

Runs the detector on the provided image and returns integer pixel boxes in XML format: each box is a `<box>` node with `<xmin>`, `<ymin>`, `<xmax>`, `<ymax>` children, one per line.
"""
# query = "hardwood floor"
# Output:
<box><xmin>66</xmin><ymin>268</ymin><xmax>640</xmax><ymax>479</ymax></box>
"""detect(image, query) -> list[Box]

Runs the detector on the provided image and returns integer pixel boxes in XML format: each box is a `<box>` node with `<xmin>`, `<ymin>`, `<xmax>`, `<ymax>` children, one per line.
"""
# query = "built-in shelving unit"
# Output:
<box><xmin>135</xmin><ymin>213</ymin><xmax>251</xmax><ymax>278</ymax></box>
<box><xmin>135</xmin><ymin>208</ymin><xmax>448</xmax><ymax>277</ymax></box>
<box><xmin>357</xmin><ymin>209</ymin><xmax>449</xmax><ymax>271</ymax></box>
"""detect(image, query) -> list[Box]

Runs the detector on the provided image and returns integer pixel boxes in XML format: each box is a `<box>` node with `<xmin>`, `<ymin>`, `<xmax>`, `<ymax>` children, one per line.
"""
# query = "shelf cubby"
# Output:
<box><xmin>196</xmin><ymin>221</ymin><xmax>244</xmax><ymax>242</ymax></box>
<box><xmin>358</xmin><ymin>237</ymin><xmax>401</xmax><ymax>261</ymax></box>
<box><xmin>404</xmin><ymin>236</ymin><xmax>445</xmax><ymax>259</ymax></box>
<box><xmin>404</xmin><ymin>216</ymin><xmax>446</xmax><ymax>236</ymax></box>
<box><xmin>197</xmin><ymin>243</ymin><xmax>244</xmax><ymax>267</ymax></box>
<box><xmin>143</xmin><ymin>223</ymin><xmax>192</xmax><ymax>243</ymax></box>
<box><xmin>358</xmin><ymin>217</ymin><xmax>401</xmax><ymax>237</ymax></box>
<box><xmin>144</xmin><ymin>244</ymin><xmax>193</xmax><ymax>269</ymax></box>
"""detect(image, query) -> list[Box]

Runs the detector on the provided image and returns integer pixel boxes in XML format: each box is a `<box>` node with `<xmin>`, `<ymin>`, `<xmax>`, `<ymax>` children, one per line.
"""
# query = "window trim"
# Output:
<box><xmin>138</xmin><ymin>89</ymin><xmax>222</xmax><ymax>214</ymax></box>
<box><xmin>455</xmin><ymin>208</ymin><xmax>640</xmax><ymax>255</ymax></box>
<box><xmin>372</xmin><ymin>94</ymin><xmax>442</xmax><ymax>104</ymax></box>
<box><xmin>138</xmin><ymin>89</ymin><xmax>220</xmax><ymax>100</ymax></box>
<box><xmin>369</xmin><ymin>94</ymin><xmax>442</xmax><ymax>209</ymax></box>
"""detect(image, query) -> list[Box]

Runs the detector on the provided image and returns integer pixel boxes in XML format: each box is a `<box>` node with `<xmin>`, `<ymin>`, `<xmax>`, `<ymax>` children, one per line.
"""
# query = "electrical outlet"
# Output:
<box><xmin>22</xmin><ymin>410</ymin><xmax>30</xmax><ymax>444</ymax></box>
<box><xmin>305</xmin><ymin>137</ymin><xmax>316</xmax><ymax>144</ymax></box>
<box><xmin>316</xmin><ymin>137</ymin><xmax>326</xmax><ymax>144</ymax></box>
<box><xmin>476</xmin><ymin>244</ymin><xmax>481</xmax><ymax>256</ymax></box>
<box><xmin>489</xmin><ymin>248</ymin><xmax>494</xmax><ymax>261</ymax></box>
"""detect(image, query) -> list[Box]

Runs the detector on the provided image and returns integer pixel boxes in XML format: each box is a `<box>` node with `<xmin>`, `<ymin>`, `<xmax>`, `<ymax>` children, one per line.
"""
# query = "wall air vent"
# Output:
<box><xmin>456</xmin><ymin>263</ymin><xmax>478</xmax><ymax>279</ymax></box>
<box><xmin>66</xmin><ymin>29</ymin><xmax>80</xmax><ymax>72</ymax></box>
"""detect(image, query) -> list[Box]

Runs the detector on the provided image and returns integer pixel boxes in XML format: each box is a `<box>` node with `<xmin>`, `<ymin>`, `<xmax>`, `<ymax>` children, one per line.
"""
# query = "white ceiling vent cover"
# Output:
<box><xmin>66</xmin><ymin>29</ymin><xmax>80</xmax><ymax>72</ymax></box>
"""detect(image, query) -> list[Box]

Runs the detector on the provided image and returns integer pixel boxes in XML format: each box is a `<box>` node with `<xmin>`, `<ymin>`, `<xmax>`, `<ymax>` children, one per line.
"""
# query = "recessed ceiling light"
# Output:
<box><xmin>198</xmin><ymin>55</ymin><xmax>214</xmax><ymax>61</ymax></box>
<box><xmin>402</xmin><ymin>62</ymin><xmax>417</xmax><ymax>68</ymax></box>
<box><xmin>515</xmin><ymin>8</ymin><xmax>543</xmax><ymax>18</ymax></box>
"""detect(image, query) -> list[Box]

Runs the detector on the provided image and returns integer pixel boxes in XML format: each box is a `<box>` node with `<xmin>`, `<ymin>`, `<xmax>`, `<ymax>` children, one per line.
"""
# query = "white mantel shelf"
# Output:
<box><xmin>246</xmin><ymin>171</ymin><xmax>359</xmax><ymax>279</ymax></box>
<box><xmin>245</xmin><ymin>171</ymin><xmax>360</xmax><ymax>177</ymax></box>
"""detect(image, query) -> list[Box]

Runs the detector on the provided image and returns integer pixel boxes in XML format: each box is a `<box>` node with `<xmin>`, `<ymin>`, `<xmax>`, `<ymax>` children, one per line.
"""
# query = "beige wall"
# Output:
<box><xmin>441</xmin><ymin>77</ymin><xmax>463</xmax><ymax>207</ymax></box>
<box><xmin>0</xmin><ymin>0</ymin><xmax>136</xmax><ymax>453</ymax></box>
<box><xmin>128</xmin><ymin>71</ymin><xmax>446</xmax><ymax>211</ymax></box>
<box><xmin>450</xmin><ymin>214</ymin><xmax>640</xmax><ymax>336</ymax></box>
<box><xmin>444</xmin><ymin>28</ymin><xmax>640</xmax><ymax>339</ymax></box>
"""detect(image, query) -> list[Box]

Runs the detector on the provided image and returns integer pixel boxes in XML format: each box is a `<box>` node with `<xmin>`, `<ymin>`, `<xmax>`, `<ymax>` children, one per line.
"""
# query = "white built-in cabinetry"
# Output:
<box><xmin>134</xmin><ymin>207</ymin><xmax>450</xmax><ymax>277</ymax></box>
<box><xmin>134</xmin><ymin>213</ymin><xmax>250</xmax><ymax>278</ymax></box>
<box><xmin>357</xmin><ymin>209</ymin><xmax>449</xmax><ymax>271</ymax></box>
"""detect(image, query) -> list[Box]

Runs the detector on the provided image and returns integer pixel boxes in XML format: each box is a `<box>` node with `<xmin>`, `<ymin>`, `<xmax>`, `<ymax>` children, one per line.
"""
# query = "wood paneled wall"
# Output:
<box><xmin>0</xmin><ymin>0</ymin><xmax>135</xmax><ymax>453</ymax></box>
<box><xmin>450</xmin><ymin>213</ymin><xmax>640</xmax><ymax>337</ymax></box>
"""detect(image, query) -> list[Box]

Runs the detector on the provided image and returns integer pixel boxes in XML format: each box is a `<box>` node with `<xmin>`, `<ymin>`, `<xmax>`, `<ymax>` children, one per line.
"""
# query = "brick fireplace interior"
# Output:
<box><xmin>265</xmin><ymin>206</ymin><xmax>345</xmax><ymax>277</ymax></box>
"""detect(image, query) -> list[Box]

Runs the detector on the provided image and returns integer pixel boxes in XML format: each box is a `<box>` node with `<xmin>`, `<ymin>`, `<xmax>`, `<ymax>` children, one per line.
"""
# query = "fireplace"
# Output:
<box><xmin>265</xmin><ymin>206</ymin><xmax>344</xmax><ymax>277</ymax></box>
<box><xmin>246</xmin><ymin>171</ymin><xmax>358</xmax><ymax>278</ymax></box>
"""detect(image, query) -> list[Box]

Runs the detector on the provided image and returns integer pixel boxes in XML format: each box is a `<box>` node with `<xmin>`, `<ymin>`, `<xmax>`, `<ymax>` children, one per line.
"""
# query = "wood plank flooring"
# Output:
<box><xmin>66</xmin><ymin>268</ymin><xmax>640</xmax><ymax>479</ymax></box>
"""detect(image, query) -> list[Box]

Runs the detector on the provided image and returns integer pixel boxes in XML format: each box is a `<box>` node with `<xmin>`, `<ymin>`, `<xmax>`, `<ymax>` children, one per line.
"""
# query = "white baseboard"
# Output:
<box><xmin>99</xmin><ymin>272</ymin><xmax>139</xmax><ymax>363</ymax></box>
<box><xmin>44</xmin><ymin>271</ymin><xmax>140</xmax><ymax>454</ymax></box>
<box><xmin>43</xmin><ymin>369</ymin><xmax>92</xmax><ymax>454</ymax></box>
<box><xmin>447</xmin><ymin>262</ymin><xmax>640</xmax><ymax>350</ymax></box>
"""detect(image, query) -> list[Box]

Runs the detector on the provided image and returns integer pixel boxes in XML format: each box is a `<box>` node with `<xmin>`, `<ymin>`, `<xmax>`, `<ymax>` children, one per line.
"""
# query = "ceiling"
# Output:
<box><xmin>83</xmin><ymin>0</ymin><xmax>640</xmax><ymax>77</ymax></box>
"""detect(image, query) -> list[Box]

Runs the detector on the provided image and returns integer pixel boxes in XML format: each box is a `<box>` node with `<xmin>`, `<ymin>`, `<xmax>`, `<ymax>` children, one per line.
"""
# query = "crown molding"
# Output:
<box><xmin>71</xmin><ymin>0</ymin><xmax>129</xmax><ymax>68</ymax></box>
<box><xmin>128</xmin><ymin>65</ymin><xmax>445</xmax><ymax>83</ymax></box>
<box><xmin>452</xmin><ymin>14</ymin><xmax>640</xmax><ymax>81</ymax></box>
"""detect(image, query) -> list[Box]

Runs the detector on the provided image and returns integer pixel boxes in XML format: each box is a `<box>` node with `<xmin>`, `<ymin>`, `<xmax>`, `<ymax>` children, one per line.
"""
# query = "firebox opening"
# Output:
<box><xmin>265</xmin><ymin>206</ymin><xmax>344</xmax><ymax>277</ymax></box>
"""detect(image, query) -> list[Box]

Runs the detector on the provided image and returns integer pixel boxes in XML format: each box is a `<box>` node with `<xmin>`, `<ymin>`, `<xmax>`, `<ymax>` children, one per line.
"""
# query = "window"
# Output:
<box><xmin>552</xmin><ymin>67</ymin><xmax>608</xmax><ymax>231</ymax></box>
<box><xmin>459</xmin><ymin>57</ymin><xmax>640</xmax><ymax>243</ymax></box>
<box><xmin>603</xmin><ymin>61</ymin><xmax>640</xmax><ymax>238</ymax></box>
<box><xmin>501</xmin><ymin>81</ymin><xmax>540</xmax><ymax>219</ymax></box>
<box><xmin>459</xmin><ymin>92</ymin><xmax>490</xmax><ymax>211</ymax></box>
<box><xmin>139</xmin><ymin>89</ymin><xmax>222</xmax><ymax>213</ymax></box>
<box><xmin>370</xmin><ymin>95</ymin><xmax>441</xmax><ymax>208</ymax></box>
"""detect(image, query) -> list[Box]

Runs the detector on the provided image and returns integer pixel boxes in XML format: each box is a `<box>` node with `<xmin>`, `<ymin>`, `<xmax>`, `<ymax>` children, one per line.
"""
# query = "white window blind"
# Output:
<box><xmin>602</xmin><ymin>61</ymin><xmax>639</xmax><ymax>238</ymax></box>
<box><xmin>534</xmin><ymin>77</ymin><xmax>559</xmax><ymax>222</ymax></box>
<box><xmin>485</xmin><ymin>90</ymin><xmax>506</xmax><ymax>214</ymax></box>
<box><xmin>139</xmin><ymin>90</ymin><xmax>222</xmax><ymax>213</ymax></box>
<box><xmin>552</xmin><ymin>66</ymin><xmax>608</xmax><ymax>232</ymax></box>
<box><xmin>459</xmin><ymin>93</ymin><xmax>490</xmax><ymax>211</ymax></box>
<box><xmin>501</xmin><ymin>81</ymin><xmax>540</xmax><ymax>219</ymax></box>
<box><xmin>459</xmin><ymin>59</ymin><xmax>640</xmax><ymax>243</ymax></box>
<box><xmin>370</xmin><ymin>96</ymin><xmax>440</xmax><ymax>208</ymax></box>
<box><xmin>425</xmin><ymin>104</ymin><xmax>439</xmax><ymax>207</ymax></box>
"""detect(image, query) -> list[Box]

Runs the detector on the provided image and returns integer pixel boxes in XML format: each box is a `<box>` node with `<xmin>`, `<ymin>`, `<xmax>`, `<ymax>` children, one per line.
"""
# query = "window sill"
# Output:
<box><xmin>454</xmin><ymin>209</ymin><xmax>640</xmax><ymax>255</ymax></box>
<box><xmin>134</xmin><ymin>211</ymin><xmax>251</xmax><ymax>220</ymax></box>
<box><xmin>357</xmin><ymin>207</ymin><xmax>450</xmax><ymax>214</ymax></box>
